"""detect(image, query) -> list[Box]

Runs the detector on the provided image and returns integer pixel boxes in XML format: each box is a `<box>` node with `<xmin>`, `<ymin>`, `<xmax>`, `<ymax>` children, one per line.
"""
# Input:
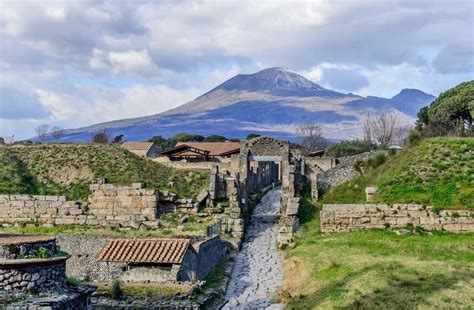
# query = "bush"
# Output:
<box><xmin>408</xmin><ymin>129</ymin><xmax>422</xmax><ymax>145</ymax></box>
<box><xmin>66</xmin><ymin>276</ymin><xmax>81</xmax><ymax>287</ymax></box>
<box><xmin>29</xmin><ymin>246</ymin><xmax>52</xmax><ymax>259</ymax></box>
<box><xmin>369</xmin><ymin>153</ymin><xmax>387</xmax><ymax>169</ymax></box>
<box><xmin>325</xmin><ymin>140</ymin><xmax>377</xmax><ymax>157</ymax></box>
<box><xmin>112</xmin><ymin>279</ymin><xmax>123</xmax><ymax>299</ymax></box>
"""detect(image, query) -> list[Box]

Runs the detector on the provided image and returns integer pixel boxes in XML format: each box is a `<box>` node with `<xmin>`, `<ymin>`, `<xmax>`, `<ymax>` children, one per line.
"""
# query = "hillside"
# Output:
<box><xmin>323</xmin><ymin>138</ymin><xmax>474</xmax><ymax>209</ymax></box>
<box><xmin>43</xmin><ymin>67</ymin><xmax>435</xmax><ymax>142</ymax></box>
<box><xmin>0</xmin><ymin>144</ymin><xmax>209</xmax><ymax>200</ymax></box>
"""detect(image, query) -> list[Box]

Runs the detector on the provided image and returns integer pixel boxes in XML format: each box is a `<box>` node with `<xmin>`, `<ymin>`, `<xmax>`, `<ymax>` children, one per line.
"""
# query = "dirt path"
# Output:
<box><xmin>223</xmin><ymin>188</ymin><xmax>284</xmax><ymax>309</ymax></box>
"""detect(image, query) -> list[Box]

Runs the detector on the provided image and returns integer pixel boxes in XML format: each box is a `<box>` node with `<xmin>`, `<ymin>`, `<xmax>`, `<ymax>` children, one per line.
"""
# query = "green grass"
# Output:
<box><xmin>96</xmin><ymin>283</ymin><xmax>188</xmax><ymax>298</ymax></box>
<box><xmin>0</xmin><ymin>211</ymin><xmax>214</xmax><ymax>237</ymax></box>
<box><xmin>279</xmin><ymin>188</ymin><xmax>474</xmax><ymax>309</ymax></box>
<box><xmin>0</xmin><ymin>144</ymin><xmax>209</xmax><ymax>200</ymax></box>
<box><xmin>323</xmin><ymin>137</ymin><xmax>474</xmax><ymax>209</ymax></box>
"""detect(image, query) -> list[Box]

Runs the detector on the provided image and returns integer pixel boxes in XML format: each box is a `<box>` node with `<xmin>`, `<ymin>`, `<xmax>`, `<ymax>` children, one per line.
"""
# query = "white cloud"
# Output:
<box><xmin>0</xmin><ymin>0</ymin><xmax>473</xmax><ymax>139</ymax></box>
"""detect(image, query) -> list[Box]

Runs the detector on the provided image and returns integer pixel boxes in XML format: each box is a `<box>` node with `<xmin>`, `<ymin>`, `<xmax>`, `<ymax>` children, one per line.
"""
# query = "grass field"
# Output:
<box><xmin>279</xmin><ymin>188</ymin><xmax>474</xmax><ymax>309</ymax></box>
<box><xmin>0</xmin><ymin>144</ymin><xmax>209</xmax><ymax>200</ymax></box>
<box><xmin>323</xmin><ymin>137</ymin><xmax>474</xmax><ymax>210</ymax></box>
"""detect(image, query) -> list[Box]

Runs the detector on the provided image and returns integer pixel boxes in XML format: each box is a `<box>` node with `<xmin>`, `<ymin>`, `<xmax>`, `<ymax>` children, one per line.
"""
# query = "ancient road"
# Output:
<box><xmin>223</xmin><ymin>188</ymin><xmax>284</xmax><ymax>310</ymax></box>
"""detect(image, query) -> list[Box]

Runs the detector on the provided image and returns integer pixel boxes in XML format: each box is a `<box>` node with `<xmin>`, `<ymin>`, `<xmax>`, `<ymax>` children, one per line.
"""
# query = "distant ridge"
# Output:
<box><xmin>46</xmin><ymin>67</ymin><xmax>436</xmax><ymax>142</ymax></box>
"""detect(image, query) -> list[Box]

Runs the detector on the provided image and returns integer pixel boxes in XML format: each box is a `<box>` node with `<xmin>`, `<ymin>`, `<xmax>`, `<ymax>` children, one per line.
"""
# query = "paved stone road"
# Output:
<box><xmin>223</xmin><ymin>188</ymin><xmax>284</xmax><ymax>310</ymax></box>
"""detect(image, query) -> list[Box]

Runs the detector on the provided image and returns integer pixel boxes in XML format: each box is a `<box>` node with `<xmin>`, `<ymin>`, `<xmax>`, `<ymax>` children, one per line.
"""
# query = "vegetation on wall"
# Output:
<box><xmin>323</xmin><ymin>137</ymin><xmax>474</xmax><ymax>209</ymax></box>
<box><xmin>0</xmin><ymin>144</ymin><xmax>209</xmax><ymax>200</ymax></box>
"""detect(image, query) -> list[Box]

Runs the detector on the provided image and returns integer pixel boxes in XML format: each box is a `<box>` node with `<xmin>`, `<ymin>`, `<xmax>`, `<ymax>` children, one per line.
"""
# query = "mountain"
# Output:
<box><xmin>49</xmin><ymin>67</ymin><xmax>436</xmax><ymax>142</ymax></box>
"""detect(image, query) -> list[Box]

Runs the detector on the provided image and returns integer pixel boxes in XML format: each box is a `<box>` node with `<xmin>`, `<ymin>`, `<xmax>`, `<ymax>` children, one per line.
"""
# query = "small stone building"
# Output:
<box><xmin>122</xmin><ymin>141</ymin><xmax>161</xmax><ymax>158</ymax></box>
<box><xmin>0</xmin><ymin>235</ymin><xmax>95</xmax><ymax>308</ymax></box>
<box><xmin>160</xmin><ymin>141</ymin><xmax>240</xmax><ymax>161</ymax></box>
<box><xmin>97</xmin><ymin>238</ymin><xmax>199</xmax><ymax>283</ymax></box>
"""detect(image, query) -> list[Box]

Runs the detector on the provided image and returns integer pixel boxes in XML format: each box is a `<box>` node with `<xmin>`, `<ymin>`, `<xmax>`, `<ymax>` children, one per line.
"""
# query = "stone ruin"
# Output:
<box><xmin>0</xmin><ymin>234</ymin><xmax>95</xmax><ymax>308</ymax></box>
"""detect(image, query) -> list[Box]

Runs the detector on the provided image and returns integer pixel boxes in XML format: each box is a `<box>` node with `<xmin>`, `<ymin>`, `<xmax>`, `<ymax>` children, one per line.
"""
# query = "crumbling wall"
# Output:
<box><xmin>321</xmin><ymin>204</ymin><xmax>474</xmax><ymax>233</ymax></box>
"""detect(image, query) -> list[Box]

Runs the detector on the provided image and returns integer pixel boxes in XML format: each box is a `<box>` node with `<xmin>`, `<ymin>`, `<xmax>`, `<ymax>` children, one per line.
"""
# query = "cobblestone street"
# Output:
<box><xmin>223</xmin><ymin>189</ymin><xmax>284</xmax><ymax>310</ymax></box>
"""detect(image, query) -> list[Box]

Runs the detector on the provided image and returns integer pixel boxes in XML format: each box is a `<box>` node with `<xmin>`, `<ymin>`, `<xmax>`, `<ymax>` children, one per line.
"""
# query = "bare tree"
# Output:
<box><xmin>50</xmin><ymin>126</ymin><xmax>64</xmax><ymax>140</ymax></box>
<box><xmin>35</xmin><ymin>124</ymin><xmax>50</xmax><ymax>139</ymax></box>
<box><xmin>392</xmin><ymin>125</ymin><xmax>411</xmax><ymax>147</ymax></box>
<box><xmin>362</xmin><ymin>113</ymin><xmax>372</xmax><ymax>142</ymax></box>
<box><xmin>363</xmin><ymin>113</ymin><xmax>398</xmax><ymax>147</ymax></box>
<box><xmin>297</xmin><ymin>122</ymin><xmax>327</xmax><ymax>153</ymax></box>
<box><xmin>92</xmin><ymin>130</ymin><xmax>110</xmax><ymax>144</ymax></box>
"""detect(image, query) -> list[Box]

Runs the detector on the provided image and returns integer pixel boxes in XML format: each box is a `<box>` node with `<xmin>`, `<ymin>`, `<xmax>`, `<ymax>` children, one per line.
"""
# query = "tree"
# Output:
<box><xmin>112</xmin><ymin>134</ymin><xmax>124</xmax><ymax>144</ymax></box>
<box><xmin>246</xmin><ymin>133</ymin><xmax>261</xmax><ymax>140</ymax></box>
<box><xmin>325</xmin><ymin>140</ymin><xmax>377</xmax><ymax>157</ymax></box>
<box><xmin>35</xmin><ymin>124</ymin><xmax>50</xmax><ymax>139</ymax></box>
<box><xmin>297</xmin><ymin>122</ymin><xmax>327</xmax><ymax>153</ymax></box>
<box><xmin>0</xmin><ymin>137</ymin><xmax>4</xmax><ymax>145</ymax></box>
<box><xmin>416</xmin><ymin>81</ymin><xmax>473</xmax><ymax>137</ymax></box>
<box><xmin>392</xmin><ymin>125</ymin><xmax>412</xmax><ymax>147</ymax></box>
<box><xmin>204</xmin><ymin>135</ymin><xmax>227</xmax><ymax>142</ymax></box>
<box><xmin>50</xmin><ymin>126</ymin><xmax>64</xmax><ymax>140</ymax></box>
<box><xmin>364</xmin><ymin>113</ymin><xmax>398</xmax><ymax>147</ymax></box>
<box><xmin>92</xmin><ymin>130</ymin><xmax>109</xmax><ymax>144</ymax></box>
<box><xmin>362</xmin><ymin>113</ymin><xmax>372</xmax><ymax>142</ymax></box>
<box><xmin>148</xmin><ymin>135</ymin><xmax>175</xmax><ymax>149</ymax></box>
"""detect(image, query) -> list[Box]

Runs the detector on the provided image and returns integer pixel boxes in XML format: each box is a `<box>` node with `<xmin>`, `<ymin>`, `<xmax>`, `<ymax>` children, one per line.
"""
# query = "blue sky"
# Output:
<box><xmin>0</xmin><ymin>0</ymin><xmax>473</xmax><ymax>139</ymax></box>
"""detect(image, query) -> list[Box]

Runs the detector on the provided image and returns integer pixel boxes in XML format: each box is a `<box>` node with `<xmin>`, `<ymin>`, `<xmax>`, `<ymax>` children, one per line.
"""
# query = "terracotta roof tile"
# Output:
<box><xmin>122</xmin><ymin>142</ymin><xmax>154</xmax><ymax>151</ymax></box>
<box><xmin>97</xmin><ymin>238</ymin><xmax>192</xmax><ymax>264</ymax></box>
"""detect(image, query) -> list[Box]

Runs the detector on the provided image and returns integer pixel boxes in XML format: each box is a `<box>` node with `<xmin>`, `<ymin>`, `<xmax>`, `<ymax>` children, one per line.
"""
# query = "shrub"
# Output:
<box><xmin>325</xmin><ymin>139</ymin><xmax>377</xmax><ymax>157</ymax></box>
<box><xmin>29</xmin><ymin>246</ymin><xmax>52</xmax><ymax>259</ymax></box>
<box><xmin>66</xmin><ymin>276</ymin><xmax>81</xmax><ymax>287</ymax></box>
<box><xmin>369</xmin><ymin>153</ymin><xmax>387</xmax><ymax>169</ymax></box>
<box><xmin>407</xmin><ymin>129</ymin><xmax>422</xmax><ymax>145</ymax></box>
<box><xmin>112</xmin><ymin>279</ymin><xmax>123</xmax><ymax>299</ymax></box>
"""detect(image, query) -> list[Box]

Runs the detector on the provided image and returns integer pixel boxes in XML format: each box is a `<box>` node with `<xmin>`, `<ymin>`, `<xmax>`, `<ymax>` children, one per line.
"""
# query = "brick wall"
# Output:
<box><xmin>321</xmin><ymin>204</ymin><xmax>474</xmax><ymax>233</ymax></box>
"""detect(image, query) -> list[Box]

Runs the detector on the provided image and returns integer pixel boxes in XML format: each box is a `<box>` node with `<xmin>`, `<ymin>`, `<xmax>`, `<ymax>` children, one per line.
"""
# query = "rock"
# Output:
<box><xmin>196</xmin><ymin>190</ymin><xmax>209</xmax><ymax>204</ymax></box>
<box><xmin>179</xmin><ymin>215</ymin><xmax>190</xmax><ymax>223</ymax></box>
<box><xmin>395</xmin><ymin>229</ymin><xmax>411</xmax><ymax>236</ymax></box>
<box><xmin>176</xmin><ymin>225</ymin><xmax>186</xmax><ymax>231</ymax></box>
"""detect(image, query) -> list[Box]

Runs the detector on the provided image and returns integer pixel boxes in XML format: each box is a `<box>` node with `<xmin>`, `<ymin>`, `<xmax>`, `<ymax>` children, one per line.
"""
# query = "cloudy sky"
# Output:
<box><xmin>0</xmin><ymin>0</ymin><xmax>473</xmax><ymax>139</ymax></box>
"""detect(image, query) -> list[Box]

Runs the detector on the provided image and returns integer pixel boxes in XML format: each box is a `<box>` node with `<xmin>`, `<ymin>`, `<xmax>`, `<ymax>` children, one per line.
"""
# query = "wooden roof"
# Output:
<box><xmin>122</xmin><ymin>142</ymin><xmax>154</xmax><ymax>151</ymax></box>
<box><xmin>175</xmin><ymin>142</ymin><xmax>240</xmax><ymax>156</ymax></box>
<box><xmin>97</xmin><ymin>238</ymin><xmax>193</xmax><ymax>264</ymax></box>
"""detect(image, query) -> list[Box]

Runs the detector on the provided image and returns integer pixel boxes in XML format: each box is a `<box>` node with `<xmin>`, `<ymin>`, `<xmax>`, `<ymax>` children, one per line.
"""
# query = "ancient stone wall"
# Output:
<box><xmin>0</xmin><ymin>258</ymin><xmax>67</xmax><ymax>294</ymax></box>
<box><xmin>318</xmin><ymin>151</ymin><xmax>388</xmax><ymax>189</ymax></box>
<box><xmin>193</xmin><ymin>236</ymin><xmax>227</xmax><ymax>280</ymax></box>
<box><xmin>56</xmin><ymin>236</ymin><xmax>119</xmax><ymax>282</ymax></box>
<box><xmin>321</xmin><ymin>204</ymin><xmax>474</xmax><ymax>233</ymax></box>
<box><xmin>88</xmin><ymin>183</ymin><xmax>158</xmax><ymax>220</ymax></box>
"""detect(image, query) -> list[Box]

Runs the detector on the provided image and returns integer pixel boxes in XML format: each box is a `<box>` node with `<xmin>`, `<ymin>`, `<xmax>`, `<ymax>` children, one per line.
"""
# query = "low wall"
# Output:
<box><xmin>321</xmin><ymin>204</ymin><xmax>474</xmax><ymax>233</ymax></box>
<box><xmin>193</xmin><ymin>236</ymin><xmax>227</xmax><ymax>280</ymax></box>
<box><xmin>0</xmin><ymin>257</ymin><xmax>67</xmax><ymax>294</ymax></box>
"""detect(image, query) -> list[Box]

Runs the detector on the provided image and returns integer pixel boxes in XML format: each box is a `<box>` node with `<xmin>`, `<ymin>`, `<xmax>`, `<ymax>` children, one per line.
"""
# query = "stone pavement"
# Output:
<box><xmin>223</xmin><ymin>189</ymin><xmax>284</xmax><ymax>310</ymax></box>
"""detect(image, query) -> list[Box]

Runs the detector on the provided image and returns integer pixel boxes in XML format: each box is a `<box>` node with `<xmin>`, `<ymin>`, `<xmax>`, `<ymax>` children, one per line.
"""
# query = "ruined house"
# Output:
<box><xmin>96</xmin><ymin>237</ymin><xmax>226</xmax><ymax>283</ymax></box>
<box><xmin>122</xmin><ymin>141</ymin><xmax>161</xmax><ymax>158</ymax></box>
<box><xmin>160</xmin><ymin>141</ymin><xmax>240</xmax><ymax>162</ymax></box>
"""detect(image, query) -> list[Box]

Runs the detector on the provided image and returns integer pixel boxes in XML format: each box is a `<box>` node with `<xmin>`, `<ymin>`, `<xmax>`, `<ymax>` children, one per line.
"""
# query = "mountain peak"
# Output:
<box><xmin>206</xmin><ymin>67</ymin><xmax>346</xmax><ymax>98</ymax></box>
<box><xmin>391</xmin><ymin>88</ymin><xmax>435</xmax><ymax>101</ymax></box>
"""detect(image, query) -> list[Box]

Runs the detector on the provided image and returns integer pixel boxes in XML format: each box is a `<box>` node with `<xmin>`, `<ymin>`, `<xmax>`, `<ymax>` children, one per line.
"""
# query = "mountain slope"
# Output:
<box><xmin>50</xmin><ymin>68</ymin><xmax>436</xmax><ymax>142</ymax></box>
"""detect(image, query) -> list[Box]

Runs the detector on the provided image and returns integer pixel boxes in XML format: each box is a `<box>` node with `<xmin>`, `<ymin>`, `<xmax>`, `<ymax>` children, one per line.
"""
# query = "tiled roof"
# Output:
<box><xmin>175</xmin><ymin>142</ymin><xmax>240</xmax><ymax>156</ymax></box>
<box><xmin>97</xmin><ymin>238</ymin><xmax>193</xmax><ymax>264</ymax></box>
<box><xmin>122</xmin><ymin>142</ymin><xmax>154</xmax><ymax>151</ymax></box>
<box><xmin>0</xmin><ymin>235</ymin><xmax>56</xmax><ymax>246</ymax></box>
